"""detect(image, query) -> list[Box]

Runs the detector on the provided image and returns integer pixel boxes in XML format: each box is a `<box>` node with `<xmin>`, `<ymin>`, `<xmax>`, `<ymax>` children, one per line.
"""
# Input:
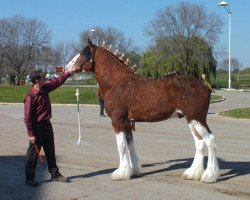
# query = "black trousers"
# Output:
<box><xmin>25</xmin><ymin>121</ymin><xmax>59</xmax><ymax>180</ymax></box>
<box><xmin>98</xmin><ymin>98</ymin><xmax>104</xmax><ymax>116</ymax></box>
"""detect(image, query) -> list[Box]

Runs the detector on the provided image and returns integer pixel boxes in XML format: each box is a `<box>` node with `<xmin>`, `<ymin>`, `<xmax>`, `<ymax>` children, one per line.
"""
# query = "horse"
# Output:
<box><xmin>72</xmin><ymin>40</ymin><xmax>220</xmax><ymax>183</ymax></box>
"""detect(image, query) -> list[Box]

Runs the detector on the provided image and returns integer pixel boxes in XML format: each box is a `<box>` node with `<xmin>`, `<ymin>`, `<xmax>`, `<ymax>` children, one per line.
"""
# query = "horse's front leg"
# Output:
<box><xmin>111</xmin><ymin>131</ymin><xmax>132</xmax><ymax>180</ymax></box>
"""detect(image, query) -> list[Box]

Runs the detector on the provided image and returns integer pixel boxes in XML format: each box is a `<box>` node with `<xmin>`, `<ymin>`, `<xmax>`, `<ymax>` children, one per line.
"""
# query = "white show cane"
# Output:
<box><xmin>65</xmin><ymin>54</ymin><xmax>82</xmax><ymax>144</ymax></box>
<box><xmin>75</xmin><ymin>76</ymin><xmax>82</xmax><ymax>145</ymax></box>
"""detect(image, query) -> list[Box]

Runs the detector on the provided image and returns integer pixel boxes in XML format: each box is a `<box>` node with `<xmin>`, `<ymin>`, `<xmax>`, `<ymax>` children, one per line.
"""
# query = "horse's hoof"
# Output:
<box><xmin>182</xmin><ymin>167</ymin><xmax>204</xmax><ymax>180</ymax></box>
<box><xmin>131</xmin><ymin>173</ymin><xmax>141</xmax><ymax>179</ymax></box>
<box><xmin>200</xmin><ymin>168</ymin><xmax>219</xmax><ymax>183</ymax></box>
<box><xmin>131</xmin><ymin>167</ymin><xmax>141</xmax><ymax>178</ymax></box>
<box><xmin>111</xmin><ymin>168</ymin><xmax>131</xmax><ymax>181</ymax></box>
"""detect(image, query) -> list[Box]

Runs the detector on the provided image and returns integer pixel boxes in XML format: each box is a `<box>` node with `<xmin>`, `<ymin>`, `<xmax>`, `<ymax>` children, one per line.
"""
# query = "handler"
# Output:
<box><xmin>24</xmin><ymin>65</ymin><xmax>79</xmax><ymax>186</ymax></box>
<box><xmin>96</xmin><ymin>87</ymin><xmax>105</xmax><ymax>117</ymax></box>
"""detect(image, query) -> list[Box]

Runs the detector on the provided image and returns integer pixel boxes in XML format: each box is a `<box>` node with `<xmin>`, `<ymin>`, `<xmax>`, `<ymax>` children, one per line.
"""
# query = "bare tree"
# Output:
<box><xmin>219</xmin><ymin>57</ymin><xmax>241</xmax><ymax>72</ymax></box>
<box><xmin>0</xmin><ymin>19</ymin><xmax>9</xmax><ymax>73</ymax></box>
<box><xmin>47</xmin><ymin>41</ymin><xmax>76</xmax><ymax>73</ymax></box>
<box><xmin>0</xmin><ymin>16</ymin><xmax>51</xmax><ymax>84</ymax></box>
<box><xmin>145</xmin><ymin>1</ymin><xmax>223</xmax><ymax>75</ymax></box>
<box><xmin>79</xmin><ymin>26</ymin><xmax>137</xmax><ymax>53</ymax></box>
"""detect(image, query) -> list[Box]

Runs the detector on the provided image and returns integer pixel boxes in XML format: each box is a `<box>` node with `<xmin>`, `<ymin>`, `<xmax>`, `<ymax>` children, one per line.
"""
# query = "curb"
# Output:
<box><xmin>210</xmin><ymin>97</ymin><xmax>226</xmax><ymax>104</ymax></box>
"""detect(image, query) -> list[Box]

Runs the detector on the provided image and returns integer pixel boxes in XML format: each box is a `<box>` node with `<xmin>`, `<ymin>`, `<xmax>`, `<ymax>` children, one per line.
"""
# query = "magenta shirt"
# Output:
<box><xmin>24</xmin><ymin>71</ymin><xmax>71</xmax><ymax>137</ymax></box>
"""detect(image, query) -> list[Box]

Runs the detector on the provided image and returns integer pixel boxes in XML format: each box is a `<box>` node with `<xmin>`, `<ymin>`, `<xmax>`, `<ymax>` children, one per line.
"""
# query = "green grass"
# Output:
<box><xmin>50</xmin><ymin>87</ymin><xmax>98</xmax><ymax>104</ymax></box>
<box><xmin>210</xmin><ymin>95</ymin><xmax>224</xmax><ymax>102</ymax></box>
<box><xmin>0</xmin><ymin>85</ymin><xmax>98</xmax><ymax>104</ymax></box>
<box><xmin>211</xmin><ymin>73</ymin><xmax>250</xmax><ymax>88</ymax></box>
<box><xmin>1</xmin><ymin>85</ymin><xmax>249</xmax><ymax>119</ymax></box>
<box><xmin>219</xmin><ymin>108</ymin><xmax>250</xmax><ymax>119</ymax></box>
<box><xmin>1</xmin><ymin>85</ymin><xmax>223</xmax><ymax>105</ymax></box>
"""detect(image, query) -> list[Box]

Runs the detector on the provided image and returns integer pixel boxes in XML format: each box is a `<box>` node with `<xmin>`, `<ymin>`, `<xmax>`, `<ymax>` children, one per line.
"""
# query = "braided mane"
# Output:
<box><xmin>99</xmin><ymin>47</ymin><xmax>135</xmax><ymax>72</ymax></box>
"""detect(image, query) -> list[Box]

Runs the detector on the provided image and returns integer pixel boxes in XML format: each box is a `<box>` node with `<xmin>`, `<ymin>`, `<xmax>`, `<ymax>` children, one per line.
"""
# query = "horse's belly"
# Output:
<box><xmin>129</xmin><ymin>108</ymin><xmax>177</xmax><ymax>122</ymax></box>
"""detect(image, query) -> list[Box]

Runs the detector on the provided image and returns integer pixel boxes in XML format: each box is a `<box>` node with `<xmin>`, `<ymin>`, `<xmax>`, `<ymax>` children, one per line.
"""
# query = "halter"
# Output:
<box><xmin>79</xmin><ymin>45</ymin><xmax>97</xmax><ymax>72</ymax></box>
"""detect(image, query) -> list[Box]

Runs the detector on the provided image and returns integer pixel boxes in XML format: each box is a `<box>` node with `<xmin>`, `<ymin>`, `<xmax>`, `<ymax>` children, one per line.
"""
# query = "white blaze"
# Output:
<box><xmin>65</xmin><ymin>53</ymin><xmax>80</xmax><ymax>72</ymax></box>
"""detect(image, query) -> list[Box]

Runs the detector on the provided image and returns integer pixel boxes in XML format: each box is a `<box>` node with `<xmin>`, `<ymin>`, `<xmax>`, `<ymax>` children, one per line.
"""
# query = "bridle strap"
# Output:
<box><xmin>89</xmin><ymin>46</ymin><xmax>97</xmax><ymax>71</ymax></box>
<box><xmin>79</xmin><ymin>46</ymin><xmax>97</xmax><ymax>72</ymax></box>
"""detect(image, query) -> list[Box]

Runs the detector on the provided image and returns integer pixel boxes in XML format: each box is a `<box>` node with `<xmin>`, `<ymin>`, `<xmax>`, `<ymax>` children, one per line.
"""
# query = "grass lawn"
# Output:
<box><xmin>219</xmin><ymin>108</ymin><xmax>250</xmax><ymax>119</ymax></box>
<box><xmin>210</xmin><ymin>95</ymin><xmax>224</xmax><ymax>102</ymax></box>
<box><xmin>1</xmin><ymin>85</ymin><xmax>249</xmax><ymax>119</ymax></box>
<box><xmin>0</xmin><ymin>85</ymin><xmax>98</xmax><ymax>104</ymax></box>
<box><xmin>212</xmin><ymin>73</ymin><xmax>250</xmax><ymax>88</ymax></box>
<box><xmin>1</xmin><ymin>85</ymin><xmax>224</xmax><ymax>104</ymax></box>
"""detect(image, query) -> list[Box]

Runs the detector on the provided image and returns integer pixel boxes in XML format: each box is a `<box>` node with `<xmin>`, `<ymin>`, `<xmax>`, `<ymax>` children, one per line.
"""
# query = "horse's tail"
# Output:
<box><xmin>201</xmin><ymin>75</ymin><xmax>215</xmax><ymax>93</ymax></box>
<box><xmin>203</xmin><ymin>80</ymin><xmax>215</xmax><ymax>93</ymax></box>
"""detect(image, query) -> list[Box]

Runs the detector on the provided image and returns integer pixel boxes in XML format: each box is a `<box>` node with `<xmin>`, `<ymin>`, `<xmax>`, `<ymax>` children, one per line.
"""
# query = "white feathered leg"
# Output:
<box><xmin>127</xmin><ymin>140</ymin><xmax>141</xmax><ymax>177</ymax></box>
<box><xmin>182</xmin><ymin>123</ymin><xmax>205</xmax><ymax>180</ymax></box>
<box><xmin>111</xmin><ymin>131</ymin><xmax>132</xmax><ymax>180</ymax></box>
<box><xmin>192</xmin><ymin>120</ymin><xmax>220</xmax><ymax>183</ymax></box>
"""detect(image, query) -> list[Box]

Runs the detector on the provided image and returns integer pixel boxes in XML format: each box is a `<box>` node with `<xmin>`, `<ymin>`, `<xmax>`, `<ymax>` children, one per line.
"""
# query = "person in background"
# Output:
<box><xmin>96</xmin><ymin>87</ymin><xmax>105</xmax><ymax>117</ymax></box>
<box><xmin>24</xmin><ymin>65</ymin><xmax>79</xmax><ymax>186</ymax></box>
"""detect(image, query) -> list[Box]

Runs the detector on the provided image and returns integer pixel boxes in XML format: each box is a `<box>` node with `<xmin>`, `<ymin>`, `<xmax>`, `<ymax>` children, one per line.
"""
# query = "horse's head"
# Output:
<box><xmin>76</xmin><ymin>39</ymin><xmax>97</xmax><ymax>73</ymax></box>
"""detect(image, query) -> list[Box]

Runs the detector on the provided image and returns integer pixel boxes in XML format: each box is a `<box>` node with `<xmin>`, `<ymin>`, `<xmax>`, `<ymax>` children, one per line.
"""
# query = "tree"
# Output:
<box><xmin>240</xmin><ymin>67</ymin><xmax>250</xmax><ymax>74</ymax></box>
<box><xmin>0</xmin><ymin>18</ymin><xmax>9</xmax><ymax>77</ymax></box>
<box><xmin>219</xmin><ymin>57</ymin><xmax>241</xmax><ymax>73</ymax></box>
<box><xmin>139</xmin><ymin>51</ymin><xmax>158</xmax><ymax>78</ymax></box>
<box><xmin>124</xmin><ymin>51</ymin><xmax>141</xmax><ymax>71</ymax></box>
<box><xmin>46</xmin><ymin>42</ymin><xmax>76</xmax><ymax>73</ymax></box>
<box><xmin>145</xmin><ymin>1</ymin><xmax>222</xmax><ymax>75</ymax></box>
<box><xmin>0</xmin><ymin>16</ymin><xmax>51</xmax><ymax>84</ymax></box>
<box><xmin>140</xmin><ymin>36</ymin><xmax>217</xmax><ymax>80</ymax></box>
<box><xmin>79</xmin><ymin>26</ymin><xmax>138</xmax><ymax>53</ymax></box>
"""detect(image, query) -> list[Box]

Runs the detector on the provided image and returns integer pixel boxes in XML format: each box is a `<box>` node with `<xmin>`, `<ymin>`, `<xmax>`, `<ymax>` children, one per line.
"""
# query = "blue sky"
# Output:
<box><xmin>1</xmin><ymin>0</ymin><xmax>250</xmax><ymax>67</ymax></box>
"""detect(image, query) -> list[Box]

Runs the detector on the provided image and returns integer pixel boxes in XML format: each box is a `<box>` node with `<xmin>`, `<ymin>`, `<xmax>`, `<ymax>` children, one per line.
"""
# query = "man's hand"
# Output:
<box><xmin>68</xmin><ymin>65</ymin><xmax>80</xmax><ymax>75</ymax></box>
<box><xmin>29</xmin><ymin>136</ymin><xmax>36</xmax><ymax>144</ymax></box>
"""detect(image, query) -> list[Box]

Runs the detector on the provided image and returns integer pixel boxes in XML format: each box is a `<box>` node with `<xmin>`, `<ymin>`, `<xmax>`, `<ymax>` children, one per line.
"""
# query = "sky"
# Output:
<box><xmin>0</xmin><ymin>0</ymin><xmax>250</xmax><ymax>68</ymax></box>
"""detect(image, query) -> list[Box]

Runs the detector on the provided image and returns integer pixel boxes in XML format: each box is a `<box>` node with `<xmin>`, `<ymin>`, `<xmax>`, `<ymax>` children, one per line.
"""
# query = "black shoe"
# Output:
<box><xmin>51</xmin><ymin>172</ymin><xmax>69</xmax><ymax>182</ymax></box>
<box><xmin>25</xmin><ymin>179</ymin><xmax>38</xmax><ymax>186</ymax></box>
<box><xmin>100</xmin><ymin>114</ymin><xmax>106</xmax><ymax>117</ymax></box>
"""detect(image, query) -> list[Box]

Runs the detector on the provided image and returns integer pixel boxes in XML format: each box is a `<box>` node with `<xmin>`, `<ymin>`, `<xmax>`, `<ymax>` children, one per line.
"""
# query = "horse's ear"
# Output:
<box><xmin>87</xmin><ymin>38</ymin><xmax>93</xmax><ymax>47</ymax></box>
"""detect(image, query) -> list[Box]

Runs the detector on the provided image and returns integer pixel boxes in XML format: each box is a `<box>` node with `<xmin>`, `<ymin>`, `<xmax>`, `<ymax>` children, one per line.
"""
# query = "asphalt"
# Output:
<box><xmin>0</xmin><ymin>90</ymin><xmax>249</xmax><ymax>200</ymax></box>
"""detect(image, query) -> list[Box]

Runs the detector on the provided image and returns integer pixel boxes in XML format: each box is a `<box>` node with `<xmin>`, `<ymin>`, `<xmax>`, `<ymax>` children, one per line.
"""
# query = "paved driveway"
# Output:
<box><xmin>0</xmin><ymin>90</ymin><xmax>249</xmax><ymax>200</ymax></box>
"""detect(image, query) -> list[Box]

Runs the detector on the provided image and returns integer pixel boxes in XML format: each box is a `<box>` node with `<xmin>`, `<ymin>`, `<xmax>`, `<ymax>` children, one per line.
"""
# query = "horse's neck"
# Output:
<box><xmin>94</xmin><ymin>49</ymin><xmax>133</xmax><ymax>96</ymax></box>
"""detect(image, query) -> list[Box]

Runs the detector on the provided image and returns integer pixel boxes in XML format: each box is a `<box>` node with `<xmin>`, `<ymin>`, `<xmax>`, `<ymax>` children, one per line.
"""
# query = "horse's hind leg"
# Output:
<box><xmin>182</xmin><ymin>123</ymin><xmax>205</xmax><ymax>180</ymax></box>
<box><xmin>111</xmin><ymin>131</ymin><xmax>132</xmax><ymax>180</ymax></box>
<box><xmin>126</xmin><ymin>132</ymin><xmax>141</xmax><ymax>177</ymax></box>
<box><xmin>191</xmin><ymin>120</ymin><xmax>220</xmax><ymax>183</ymax></box>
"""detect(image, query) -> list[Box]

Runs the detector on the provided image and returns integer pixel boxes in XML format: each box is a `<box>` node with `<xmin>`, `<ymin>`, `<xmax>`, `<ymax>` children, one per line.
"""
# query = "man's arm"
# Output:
<box><xmin>44</xmin><ymin>66</ymin><xmax>79</xmax><ymax>93</ymax></box>
<box><xmin>24</xmin><ymin>95</ymin><xmax>35</xmax><ymax>139</ymax></box>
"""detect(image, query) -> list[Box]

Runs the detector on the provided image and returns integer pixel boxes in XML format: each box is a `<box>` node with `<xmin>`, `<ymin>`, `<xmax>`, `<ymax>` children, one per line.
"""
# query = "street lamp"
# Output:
<box><xmin>218</xmin><ymin>1</ymin><xmax>232</xmax><ymax>90</ymax></box>
<box><xmin>90</xmin><ymin>29</ymin><xmax>99</xmax><ymax>46</ymax></box>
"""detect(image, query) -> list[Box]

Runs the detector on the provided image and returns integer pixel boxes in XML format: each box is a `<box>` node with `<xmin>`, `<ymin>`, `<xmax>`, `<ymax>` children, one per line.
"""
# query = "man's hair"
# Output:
<box><xmin>30</xmin><ymin>70</ymin><xmax>44</xmax><ymax>84</ymax></box>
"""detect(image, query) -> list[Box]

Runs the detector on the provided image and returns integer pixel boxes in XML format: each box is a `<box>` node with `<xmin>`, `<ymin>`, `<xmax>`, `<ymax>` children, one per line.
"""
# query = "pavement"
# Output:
<box><xmin>0</xmin><ymin>90</ymin><xmax>249</xmax><ymax>200</ymax></box>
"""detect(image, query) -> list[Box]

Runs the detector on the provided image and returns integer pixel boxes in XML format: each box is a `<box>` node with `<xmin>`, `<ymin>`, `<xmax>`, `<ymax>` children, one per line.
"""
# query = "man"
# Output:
<box><xmin>24</xmin><ymin>65</ymin><xmax>79</xmax><ymax>186</ymax></box>
<box><xmin>96</xmin><ymin>87</ymin><xmax>105</xmax><ymax>117</ymax></box>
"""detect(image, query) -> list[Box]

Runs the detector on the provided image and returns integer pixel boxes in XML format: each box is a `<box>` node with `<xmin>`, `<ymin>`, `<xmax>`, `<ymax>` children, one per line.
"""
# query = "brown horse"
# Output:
<box><xmin>74</xmin><ymin>40</ymin><xmax>220</xmax><ymax>183</ymax></box>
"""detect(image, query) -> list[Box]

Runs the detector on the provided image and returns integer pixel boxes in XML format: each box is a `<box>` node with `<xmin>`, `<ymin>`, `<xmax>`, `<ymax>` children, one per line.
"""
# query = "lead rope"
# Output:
<box><xmin>75</xmin><ymin>74</ymin><xmax>82</xmax><ymax>145</ymax></box>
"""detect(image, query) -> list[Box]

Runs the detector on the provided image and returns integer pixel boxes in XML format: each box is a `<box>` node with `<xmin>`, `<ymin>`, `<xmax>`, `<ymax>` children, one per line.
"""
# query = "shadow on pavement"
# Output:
<box><xmin>0</xmin><ymin>155</ymin><xmax>48</xmax><ymax>200</ymax></box>
<box><xmin>68</xmin><ymin>168</ymin><xmax>116</xmax><ymax>182</ymax></box>
<box><xmin>68</xmin><ymin>157</ymin><xmax>250</xmax><ymax>183</ymax></box>
<box><xmin>141</xmin><ymin>157</ymin><xmax>250</xmax><ymax>182</ymax></box>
